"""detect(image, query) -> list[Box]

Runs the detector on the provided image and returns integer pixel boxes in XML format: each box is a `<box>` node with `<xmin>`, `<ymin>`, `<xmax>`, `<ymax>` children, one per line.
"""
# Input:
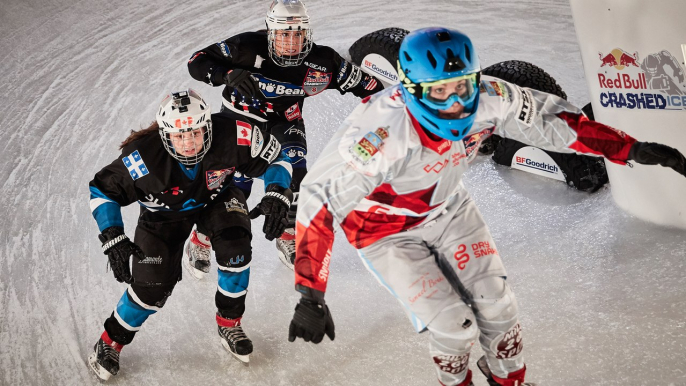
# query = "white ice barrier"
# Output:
<box><xmin>570</xmin><ymin>0</ymin><xmax>686</xmax><ymax>229</ymax></box>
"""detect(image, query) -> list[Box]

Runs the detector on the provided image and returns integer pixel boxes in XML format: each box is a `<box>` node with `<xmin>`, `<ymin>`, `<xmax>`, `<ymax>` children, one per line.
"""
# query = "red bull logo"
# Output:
<box><xmin>598</xmin><ymin>49</ymin><xmax>639</xmax><ymax>70</ymax></box>
<box><xmin>597</xmin><ymin>47</ymin><xmax>686</xmax><ymax>111</ymax></box>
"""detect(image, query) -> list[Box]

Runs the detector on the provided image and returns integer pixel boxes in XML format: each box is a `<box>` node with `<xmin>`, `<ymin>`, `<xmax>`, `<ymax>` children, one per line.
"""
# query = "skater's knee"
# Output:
<box><xmin>214</xmin><ymin>227</ymin><xmax>252</xmax><ymax>269</ymax></box>
<box><xmin>470</xmin><ymin>276</ymin><xmax>518</xmax><ymax>321</ymax></box>
<box><xmin>129</xmin><ymin>283</ymin><xmax>176</xmax><ymax>309</ymax></box>
<box><xmin>427</xmin><ymin>303</ymin><xmax>479</xmax><ymax>347</ymax></box>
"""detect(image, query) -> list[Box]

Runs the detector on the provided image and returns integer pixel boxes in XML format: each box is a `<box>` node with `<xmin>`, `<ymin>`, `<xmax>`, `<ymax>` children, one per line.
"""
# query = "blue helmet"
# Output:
<box><xmin>398</xmin><ymin>27</ymin><xmax>481</xmax><ymax>141</ymax></box>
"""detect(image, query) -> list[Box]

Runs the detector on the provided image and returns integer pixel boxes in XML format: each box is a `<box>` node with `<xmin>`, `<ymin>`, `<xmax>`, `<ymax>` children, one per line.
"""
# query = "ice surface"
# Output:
<box><xmin>1</xmin><ymin>1</ymin><xmax>684</xmax><ymax>385</ymax></box>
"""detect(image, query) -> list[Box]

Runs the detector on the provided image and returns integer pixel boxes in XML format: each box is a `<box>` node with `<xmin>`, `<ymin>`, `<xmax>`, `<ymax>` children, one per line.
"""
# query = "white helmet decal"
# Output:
<box><xmin>156</xmin><ymin>89</ymin><xmax>213</xmax><ymax>165</ymax></box>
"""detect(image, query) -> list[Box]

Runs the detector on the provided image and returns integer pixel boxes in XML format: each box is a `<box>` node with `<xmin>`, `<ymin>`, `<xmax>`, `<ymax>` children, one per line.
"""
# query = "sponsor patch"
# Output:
<box><xmin>515</xmin><ymin>88</ymin><xmax>535</xmax><ymax>127</ymax></box>
<box><xmin>251</xmin><ymin>127</ymin><xmax>264</xmax><ymax>158</ymax></box>
<box><xmin>122</xmin><ymin>150</ymin><xmax>149</xmax><ymax>180</ymax></box>
<box><xmin>303</xmin><ymin>68</ymin><xmax>332</xmax><ymax>96</ymax></box>
<box><xmin>407</xmin><ymin>272</ymin><xmax>445</xmax><ymax>304</ymax></box>
<box><xmin>350</xmin><ymin>126</ymin><xmax>389</xmax><ymax>163</ymax></box>
<box><xmin>481</xmin><ymin>81</ymin><xmax>509</xmax><ymax>100</ymax></box>
<box><xmin>304</xmin><ymin>61</ymin><xmax>327</xmax><ymax>72</ymax></box>
<box><xmin>433</xmin><ymin>354</ymin><xmax>470</xmax><ymax>375</ymax></box>
<box><xmin>337</xmin><ymin>60</ymin><xmax>349</xmax><ymax>83</ymax></box>
<box><xmin>284</xmin><ymin>145</ymin><xmax>306</xmax><ymax>164</ymax></box>
<box><xmin>463</xmin><ymin>127</ymin><xmax>495</xmax><ymax>159</ymax></box>
<box><xmin>285</xmin><ymin>126</ymin><xmax>306</xmax><ymax>138</ymax></box>
<box><xmin>496</xmin><ymin>323</ymin><xmax>523</xmax><ymax>359</ymax></box>
<box><xmin>216</xmin><ymin>41</ymin><xmax>231</xmax><ymax>58</ymax></box>
<box><xmin>260</xmin><ymin>135</ymin><xmax>280</xmax><ymax>163</ymax></box>
<box><xmin>339</xmin><ymin>65</ymin><xmax>362</xmax><ymax>91</ymax></box>
<box><xmin>423</xmin><ymin>158</ymin><xmax>449</xmax><ymax>174</ymax></box>
<box><xmin>362</xmin><ymin>76</ymin><xmax>378</xmax><ymax>91</ymax></box>
<box><xmin>206</xmin><ymin>168</ymin><xmax>235</xmax><ymax>190</ymax></box>
<box><xmin>225</xmin><ymin>197</ymin><xmax>247</xmax><ymax>215</ymax></box>
<box><xmin>138</xmin><ymin>256</ymin><xmax>163</xmax><ymax>265</ymax></box>
<box><xmin>236</xmin><ymin>120</ymin><xmax>252</xmax><ymax>146</ymax></box>
<box><xmin>254</xmin><ymin>74</ymin><xmax>304</xmax><ymax>98</ymax></box>
<box><xmin>285</xmin><ymin>103</ymin><xmax>302</xmax><ymax>121</ymax></box>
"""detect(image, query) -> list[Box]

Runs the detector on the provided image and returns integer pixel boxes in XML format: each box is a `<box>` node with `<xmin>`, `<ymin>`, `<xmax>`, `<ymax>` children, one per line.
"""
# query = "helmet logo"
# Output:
<box><xmin>174</xmin><ymin>117</ymin><xmax>194</xmax><ymax>128</ymax></box>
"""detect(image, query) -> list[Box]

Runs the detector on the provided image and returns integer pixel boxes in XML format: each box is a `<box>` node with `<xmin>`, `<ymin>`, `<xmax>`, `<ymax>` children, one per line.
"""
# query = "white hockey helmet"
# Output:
<box><xmin>156</xmin><ymin>89</ymin><xmax>212</xmax><ymax>165</ymax></box>
<box><xmin>265</xmin><ymin>0</ymin><xmax>313</xmax><ymax>66</ymax></box>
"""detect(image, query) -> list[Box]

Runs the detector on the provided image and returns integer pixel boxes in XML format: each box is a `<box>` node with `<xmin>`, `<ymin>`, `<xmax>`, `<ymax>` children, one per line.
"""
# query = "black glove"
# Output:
<box><xmin>628</xmin><ymin>141</ymin><xmax>686</xmax><ymax>177</ymax></box>
<box><xmin>223</xmin><ymin>69</ymin><xmax>263</xmax><ymax>100</ymax></box>
<box><xmin>98</xmin><ymin>227</ymin><xmax>145</xmax><ymax>284</ymax></box>
<box><xmin>249</xmin><ymin>185</ymin><xmax>293</xmax><ymax>240</ymax></box>
<box><xmin>288</xmin><ymin>287</ymin><xmax>335</xmax><ymax>344</ymax></box>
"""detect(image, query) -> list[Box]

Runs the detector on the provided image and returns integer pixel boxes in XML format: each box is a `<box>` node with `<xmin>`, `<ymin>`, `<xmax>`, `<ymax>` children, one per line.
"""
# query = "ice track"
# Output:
<box><xmin>1</xmin><ymin>1</ymin><xmax>685</xmax><ymax>385</ymax></box>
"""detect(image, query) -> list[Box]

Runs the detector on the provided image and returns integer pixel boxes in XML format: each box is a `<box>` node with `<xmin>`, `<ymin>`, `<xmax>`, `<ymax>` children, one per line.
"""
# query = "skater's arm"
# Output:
<box><xmin>88</xmin><ymin>145</ymin><xmax>145</xmax><ymax>232</ymax></box>
<box><xmin>188</xmin><ymin>34</ymin><xmax>254</xmax><ymax>87</ymax></box>
<box><xmin>482</xmin><ymin>77</ymin><xmax>685</xmax><ymax>174</ymax></box>
<box><xmin>480</xmin><ymin>77</ymin><xmax>636</xmax><ymax>163</ymax></box>
<box><xmin>326</xmin><ymin>47</ymin><xmax>384</xmax><ymax>97</ymax></box>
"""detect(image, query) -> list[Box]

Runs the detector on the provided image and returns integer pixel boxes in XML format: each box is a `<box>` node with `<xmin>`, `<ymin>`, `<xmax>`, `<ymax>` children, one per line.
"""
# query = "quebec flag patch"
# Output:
<box><xmin>122</xmin><ymin>150</ymin><xmax>149</xmax><ymax>180</ymax></box>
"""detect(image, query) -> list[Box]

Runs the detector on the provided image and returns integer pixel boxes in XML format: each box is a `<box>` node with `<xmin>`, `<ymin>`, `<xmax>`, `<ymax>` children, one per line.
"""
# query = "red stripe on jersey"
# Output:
<box><xmin>557</xmin><ymin>112</ymin><xmax>636</xmax><ymax>164</ymax></box>
<box><xmin>341</xmin><ymin>210</ymin><xmax>427</xmax><ymax>249</ymax></box>
<box><xmin>295</xmin><ymin>205</ymin><xmax>336</xmax><ymax>293</ymax></box>
<box><xmin>408</xmin><ymin>110</ymin><xmax>453</xmax><ymax>155</ymax></box>
<box><xmin>367</xmin><ymin>183</ymin><xmax>441</xmax><ymax>214</ymax></box>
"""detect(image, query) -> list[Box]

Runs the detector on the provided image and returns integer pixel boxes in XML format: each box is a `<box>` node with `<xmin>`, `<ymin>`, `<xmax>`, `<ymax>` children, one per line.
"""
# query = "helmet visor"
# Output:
<box><xmin>420</xmin><ymin>73</ymin><xmax>479</xmax><ymax>117</ymax></box>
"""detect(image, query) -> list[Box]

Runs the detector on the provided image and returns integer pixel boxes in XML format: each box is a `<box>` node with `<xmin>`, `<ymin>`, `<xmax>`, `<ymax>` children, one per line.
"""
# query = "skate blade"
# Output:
<box><xmin>87</xmin><ymin>352</ymin><xmax>114</xmax><ymax>381</ymax></box>
<box><xmin>221</xmin><ymin>339</ymin><xmax>251</xmax><ymax>366</ymax></box>
<box><xmin>182</xmin><ymin>251</ymin><xmax>207</xmax><ymax>280</ymax></box>
<box><xmin>276</xmin><ymin>250</ymin><xmax>294</xmax><ymax>271</ymax></box>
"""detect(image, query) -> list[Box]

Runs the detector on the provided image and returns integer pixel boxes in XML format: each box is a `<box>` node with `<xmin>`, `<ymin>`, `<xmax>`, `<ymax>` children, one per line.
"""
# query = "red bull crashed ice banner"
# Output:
<box><xmin>596</xmin><ymin>48</ymin><xmax>686</xmax><ymax>111</ymax></box>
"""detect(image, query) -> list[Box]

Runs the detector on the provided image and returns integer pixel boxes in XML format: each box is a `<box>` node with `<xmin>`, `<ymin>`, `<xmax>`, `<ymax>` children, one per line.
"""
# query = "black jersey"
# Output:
<box><xmin>187</xmin><ymin>31</ymin><xmax>384</xmax><ymax>122</ymax></box>
<box><xmin>89</xmin><ymin>114</ymin><xmax>291</xmax><ymax>231</ymax></box>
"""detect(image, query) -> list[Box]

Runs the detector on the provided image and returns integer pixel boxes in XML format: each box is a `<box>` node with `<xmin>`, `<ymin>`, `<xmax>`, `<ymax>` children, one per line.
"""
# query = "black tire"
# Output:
<box><xmin>349</xmin><ymin>27</ymin><xmax>409</xmax><ymax>67</ymax></box>
<box><xmin>483</xmin><ymin>60</ymin><xmax>608</xmax><ymax>192</ymax></box>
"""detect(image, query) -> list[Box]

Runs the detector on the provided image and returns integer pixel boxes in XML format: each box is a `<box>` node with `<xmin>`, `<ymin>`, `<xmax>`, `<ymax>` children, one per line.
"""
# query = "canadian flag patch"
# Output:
<box><xmin>236</xmin><ymin>120</ymin><xmax>252</xmax><ymax>146</ymax></box>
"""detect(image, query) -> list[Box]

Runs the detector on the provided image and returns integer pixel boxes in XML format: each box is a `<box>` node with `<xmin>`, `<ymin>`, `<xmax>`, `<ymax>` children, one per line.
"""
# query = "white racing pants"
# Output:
<box><xmin>357</xmin><ymin>195</ymin><xmax>525</xmax><ymax>385</ymax></box>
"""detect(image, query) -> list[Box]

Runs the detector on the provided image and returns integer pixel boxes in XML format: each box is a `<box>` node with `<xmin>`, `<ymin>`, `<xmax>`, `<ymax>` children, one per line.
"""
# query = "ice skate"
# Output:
<box><xmin>183</xmin><ymin>229</ymin><xmax>211</xmax><ymax>279</ymax></box>
<box><xmin>87</xmin><ymin>332</ymin><xmax>124</xmax><ymax>381</ymax></box>
<box><xmin>275</xmin><ymin>227</ymin><xmax>296</xmax><ymax>270</ymax></box>
<box><xmin>477</xmin><ymin>356</ymin><xmax>536</xmax><ymax>386</ymax></box>
<box><xmin>217</xmin><ymin>316</ymin><xmax>253</xmax><ymax>365</ymax></box>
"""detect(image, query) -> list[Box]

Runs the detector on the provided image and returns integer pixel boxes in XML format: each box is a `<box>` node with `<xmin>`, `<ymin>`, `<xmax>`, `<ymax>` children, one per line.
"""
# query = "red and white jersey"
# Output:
<box><xmin>295</xmin><ymin>77</ymin><xmax>637</xmax><ymax>293</ymax></box>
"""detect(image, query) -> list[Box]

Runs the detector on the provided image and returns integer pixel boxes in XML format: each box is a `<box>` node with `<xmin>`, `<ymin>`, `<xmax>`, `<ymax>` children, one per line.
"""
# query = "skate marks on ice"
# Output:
<box><xmin>1</xmin><ymin>0</ymin><xmax>685</xmax><ymax>385</ymax></box>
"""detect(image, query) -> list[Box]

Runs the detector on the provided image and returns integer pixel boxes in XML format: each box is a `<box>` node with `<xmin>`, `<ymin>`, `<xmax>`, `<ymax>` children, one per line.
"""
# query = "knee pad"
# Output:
<box><xmin>108</xmin><ymin>284</ymin><xmax>176</xmax><ymax>344</ymax></box>
<box><xmin>470</xmin><ymin>276</ymin><xmax>518</xmax><ymax>322</ymax></box>
<box><xmin>427</xmin><ymin>303</ymin><xmax>479</xmax><ymax>353</ymax></box>
<box><xmin>213</xmin><ymin>228</ymin><xmax>251</xmax><ymax>314</ymax></box>
<box><xmin>213</xmin><ymin>227</ymin><xmax>252</xmax><ymax>269</ymax></box>
<box><xmin>469</xmin><ymin>277</ymin><xmax>523</xmax><ymax>361</ymax></box>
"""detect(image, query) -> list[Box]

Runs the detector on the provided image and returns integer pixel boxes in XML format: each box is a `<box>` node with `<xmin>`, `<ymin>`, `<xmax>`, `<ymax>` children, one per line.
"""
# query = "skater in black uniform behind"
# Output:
<box><xmin>185</xmin><ymin>0</ymin><xmax>385</xmax><ymax>272</ymax></box>
<box><xmin>87</xmin><ymin>89</ymin><xmax>293</xmax><ymax>380</ymax></box>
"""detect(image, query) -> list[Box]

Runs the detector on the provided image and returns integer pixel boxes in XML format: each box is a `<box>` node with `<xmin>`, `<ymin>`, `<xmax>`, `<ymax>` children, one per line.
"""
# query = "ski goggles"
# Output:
<box><xmin>419</xmin><ymin>73</ymin><xmax>479</xmax><ymax>112</ymax></box>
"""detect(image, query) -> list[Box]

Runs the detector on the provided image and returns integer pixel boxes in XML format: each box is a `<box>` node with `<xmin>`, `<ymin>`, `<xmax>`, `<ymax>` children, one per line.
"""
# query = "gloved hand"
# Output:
<box><xmin>628</xmin><ymin>141</ymin><xmax>686</xmax><ymax>177</ymax></box>
<box><xmin>223</xmin><ymin>69</ymin><xmax>263</xmax><ymax>100</ymax></box>
<box><xmin>249</xmin><ymin>185</ymin><xmax>293</xmax><ymax>240</ymax></box>
<box><xmin>98</xmin><ymin>226</ymin><xmax>145</xmax><ymax>284</ymax></box>
<box><xmin>288</xmin><ymin>287</ymin><xmax>335</xmax><ymax>344</ymax></box>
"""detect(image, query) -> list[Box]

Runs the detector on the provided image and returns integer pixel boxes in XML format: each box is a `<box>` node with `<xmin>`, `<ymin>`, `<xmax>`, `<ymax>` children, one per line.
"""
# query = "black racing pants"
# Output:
<box><xmin>104</xmin><ymin>187</ymin><xmax>252</xmax><ymax>345</ymax></box>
